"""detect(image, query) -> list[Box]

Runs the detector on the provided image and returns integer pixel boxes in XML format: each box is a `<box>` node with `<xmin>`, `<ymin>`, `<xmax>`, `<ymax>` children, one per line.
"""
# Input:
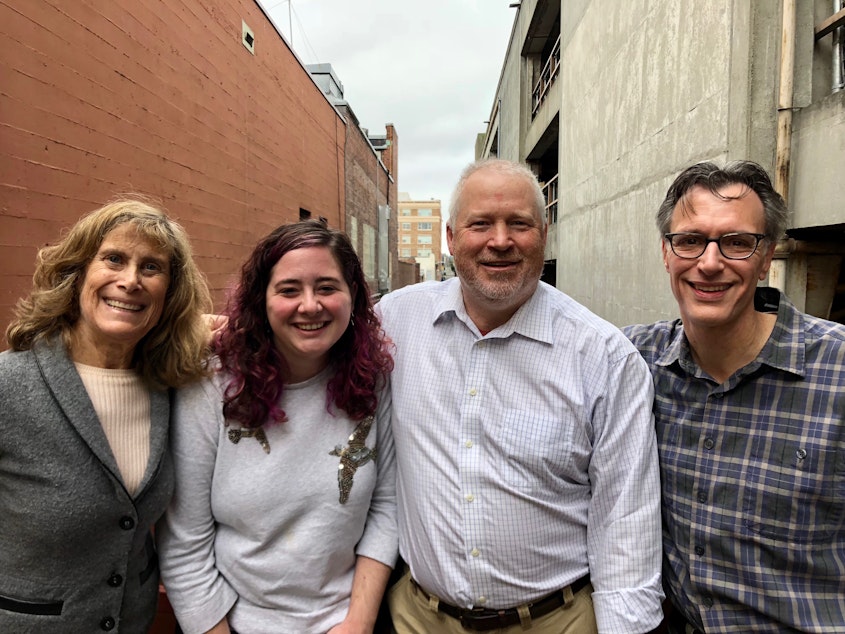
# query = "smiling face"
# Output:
<box><xmin>265</xmin><ymin>246</ymin><xmax>353</xmax><ymax>383</ymax></box>
<box><xmin>663</xmin><ymin>183</ymin><xmax>775</xmax><ymax>338</ymax></box>
<box><xmin>447</xmin><ymin>167</ymin><xmax>546</xmax><ymax>331</ymax></box>
<box><xmin>71</xmin><ymin>223</ymin><xmax>170</xmax><ymax>368</ymax></box>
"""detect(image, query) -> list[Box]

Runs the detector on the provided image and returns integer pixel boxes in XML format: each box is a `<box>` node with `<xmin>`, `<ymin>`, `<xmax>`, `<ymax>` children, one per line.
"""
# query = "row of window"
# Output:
<box><xmin>401</xmin><ymin>249</ymin><xmax>433</xmax><ymax>258</ymax></box>
<box><xmin>400</xmin><ymin>208</ymin><xmax>435</xmax><ymax>217</ymax></box>
<box><xmin>401</xmin><ymin>236</ymin><xmax>433</xmax><ymax>244</ymax></box>
<box><xmin>400</xmin><ymin>222</ymin><xmax>434</xmax><ymax>230</ymax></box>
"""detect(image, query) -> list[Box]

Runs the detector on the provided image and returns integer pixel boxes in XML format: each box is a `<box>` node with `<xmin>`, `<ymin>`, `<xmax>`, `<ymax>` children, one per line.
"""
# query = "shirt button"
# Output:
<box><xmin>796</xmin><ymin>448</ymin><xmax>807</xmax><ymax>460</ymax></box>
<box><xmin>703</xmin><ymin>438</ymin><xmax>715</xmax><ymax>450</ymax></box>
<box><xmin>694</xmin><ymin>545</ymin><xmax>705</xmax><ymax>556</ymax></box>
<box><xmin>100</xmin><ymin>616</ymin><xmax>116</xmax><ymax>630</ymax></box>
<box><xmin>465</xmin><ymin>440</ymin><xmax>473</xmax><ymax>448</ymax></box>
<box><xmin>477</xmin><ymin>596</ymin><xmax>487</xmax><ymax>604</ymax></box>
<box><xmin>469</xmin><ymin>388</ymin><xmax>477</xmax><ymax>396</ymax></box>
<box><xmin>465</xmin><ymin>494</ymin><xmax>475</xmax><ymax>502</ymax></box>
<box><xmin>107</xmin><ymin>574</ymin><xmax>123</xmax><ymax>587</ymax></box>
<box><xmin>470</xmin><ymin>548</ymin><xmax>480</xmax><ymax>557</ymax></box>
<box><xmin>711</xmin><ymin>392</ymin><xmax>724</xmax><ymax>399</ymax></box>
<box><xmin>119</xmin><ymin>516</ymin><xmax>135</xmax><ymax>530</ymax></box>
<box><xmin>703</xmin><ymin>596</ymin><xmax>714</xmax><ymax>608</ymax></box>
<box><xmin>697</xmin><ymin>491</ymin><xmax>708</xmax><ymax>503</ymax></box>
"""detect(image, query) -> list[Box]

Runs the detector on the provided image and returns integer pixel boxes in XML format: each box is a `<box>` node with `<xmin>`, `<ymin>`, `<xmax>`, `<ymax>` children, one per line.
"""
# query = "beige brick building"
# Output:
<box><xmin>397</xmin><ymin>195</ymin><xmax>443</xmax><ymax>282</ymax></box>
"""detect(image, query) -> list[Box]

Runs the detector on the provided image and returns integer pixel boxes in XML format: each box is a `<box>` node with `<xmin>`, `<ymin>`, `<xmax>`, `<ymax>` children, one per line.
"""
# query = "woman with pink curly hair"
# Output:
<box><xmin>158</xmin><ymin>220</ymin><xmax>396</xmax><ymax>634</ymax></box>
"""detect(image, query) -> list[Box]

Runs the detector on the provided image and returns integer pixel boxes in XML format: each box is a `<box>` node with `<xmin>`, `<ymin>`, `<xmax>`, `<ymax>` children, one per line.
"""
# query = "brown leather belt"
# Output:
<box><xmin>410</xmin><ymin>575</ymin><xmax>591</xmax><ymax>631</ymax></box>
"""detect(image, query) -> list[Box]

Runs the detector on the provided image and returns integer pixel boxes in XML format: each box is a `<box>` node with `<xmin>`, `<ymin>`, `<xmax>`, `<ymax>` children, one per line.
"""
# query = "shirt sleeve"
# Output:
<box><xmin>587</xmin><ymin>347</ymin><xmax>664</xmax><ymax>633</ymax></box>
<box><xmin>156</xmin><ymin>377</ymin><xmax>238</xmax><ymax>634</ymax></box>
<box><xmin>354</xmin><ymin>381</ymin><xmax>398</xmax><ymax>568</ymax></box>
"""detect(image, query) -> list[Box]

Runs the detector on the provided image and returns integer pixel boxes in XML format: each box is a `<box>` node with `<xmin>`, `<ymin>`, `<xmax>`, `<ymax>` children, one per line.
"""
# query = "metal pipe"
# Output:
<box><xmin>834</xmin><ymin>0</ymin><xmax>844</xmax><ymax>92</ymax></box>
<box><xmin>775</xmin><ymin>0</ymin><xmax>797</xmax><ymax>204</ymax></box>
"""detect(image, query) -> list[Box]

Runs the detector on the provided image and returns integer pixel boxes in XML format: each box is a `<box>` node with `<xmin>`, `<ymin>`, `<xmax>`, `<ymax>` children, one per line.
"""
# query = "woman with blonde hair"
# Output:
<box><xmin>0</xmin><ymin>198</ymin><xmax>212</xmax><ymax>633</ymax></box>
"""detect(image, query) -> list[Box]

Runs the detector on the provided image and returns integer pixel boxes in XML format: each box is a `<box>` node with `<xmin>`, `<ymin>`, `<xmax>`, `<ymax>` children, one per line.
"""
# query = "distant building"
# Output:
<box><xmin>307</xmin><ymin>63</ymin><xmax>399</xmax><ymax>297</ymax></box>
<box><xmin>397</xmin><ymin>194</ymin><xmax>443</xmax><ymax>282</ymax></box>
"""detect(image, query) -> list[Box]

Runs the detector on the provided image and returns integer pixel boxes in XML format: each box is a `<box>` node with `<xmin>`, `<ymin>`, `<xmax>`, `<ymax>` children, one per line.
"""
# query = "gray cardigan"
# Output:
<box><xmin>0</xmin><ymin>337</ymin><xmax>173</xmax><ymax>633</ymax></box>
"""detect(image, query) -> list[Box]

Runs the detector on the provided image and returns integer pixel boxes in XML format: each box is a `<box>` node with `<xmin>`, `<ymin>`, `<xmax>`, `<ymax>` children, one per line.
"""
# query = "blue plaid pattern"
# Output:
<box><xmin>625</xmin><ymin>290</ymin><xmax>845</xmax><ymax>633</ymax></box>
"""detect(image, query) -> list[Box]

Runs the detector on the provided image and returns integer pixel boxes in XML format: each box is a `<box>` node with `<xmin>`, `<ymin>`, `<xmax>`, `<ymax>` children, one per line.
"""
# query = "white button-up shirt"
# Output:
<box><xmin>377</xmin><ymin>279</ymin><xmax>663</xmax><ymax>633</ymax></box>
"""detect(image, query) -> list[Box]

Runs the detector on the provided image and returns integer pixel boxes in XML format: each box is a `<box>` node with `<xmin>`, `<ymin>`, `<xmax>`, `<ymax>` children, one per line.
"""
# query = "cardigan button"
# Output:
<box><xmin>100</xmin><ymin>616</ymin><xmax>116</xmax><ymax>630</ymax></box>
<box><xmin>107</xmin><ymin>574</ymin><xmax>123</xmax><ymax>587</ymax></box>
<box><xmin>119</xmin><ymin>516</ymin><xmax>135</xmax><ymax>530</ymax></box>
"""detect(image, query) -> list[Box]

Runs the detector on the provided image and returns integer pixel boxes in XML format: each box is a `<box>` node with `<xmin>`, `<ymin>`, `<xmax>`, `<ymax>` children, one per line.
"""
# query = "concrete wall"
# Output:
<box><xmin>0</xmin><ymin>0</ymin><xmax>346</xmax><ymax>340</ymax></box>
<box><xmin>555</xmin><ymin>0</ymin><xmax>844</xmax><ymax>325</ymax></box>
<box><xmin>484</xmin><ymin>0</ymin><xmax>844</xmax><ymax>326</ymax></box>
<box><xmin>558</xmin><ymin>0</ymin><xmax>753</xmax><ymax>325</ymax></box>
<box><xmin>790</xmin><ymin>90</ymin><xmax>845</xmax><ymax>229</ymax></box>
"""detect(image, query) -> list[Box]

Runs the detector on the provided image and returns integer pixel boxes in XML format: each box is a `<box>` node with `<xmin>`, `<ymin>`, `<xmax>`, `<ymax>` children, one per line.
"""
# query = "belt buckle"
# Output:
<box><xmin>459</xmin><ymin>609</ymin><xmax>510</xmax><ymax>632</ymax></box>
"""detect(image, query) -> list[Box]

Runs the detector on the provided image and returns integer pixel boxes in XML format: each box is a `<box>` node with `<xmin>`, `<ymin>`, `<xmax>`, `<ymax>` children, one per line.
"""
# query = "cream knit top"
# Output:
<box><xmin>75</xmin><ymin>363</ymin><xmax>151</xmax><ymax>495</ymax></box>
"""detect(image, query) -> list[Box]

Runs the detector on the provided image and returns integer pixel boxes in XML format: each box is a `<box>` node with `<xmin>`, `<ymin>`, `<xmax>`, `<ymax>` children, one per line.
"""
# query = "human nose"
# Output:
<box><xmin>298</xmin><ymin>290</ymin><xmax>322</xmax><ymax>313</ymax></box>
<box><xmin>117</xmin><ymin>264</ymin><xmax>142</xmax><ymax>291</ymax></box>
<box><xmin>696</xmin><ymin>240</ymin><xmax>725</xmax><ymax>273</ymax></box>
<box><xmin>487</xmin><ymin>223</ymin><xmax>513</xmax><ymax>250</ymax></box>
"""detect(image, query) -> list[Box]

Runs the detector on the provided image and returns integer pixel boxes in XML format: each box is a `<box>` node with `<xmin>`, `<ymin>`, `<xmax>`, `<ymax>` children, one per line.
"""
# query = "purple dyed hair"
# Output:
<box><xmin>215</xmin><ymin>220</ymin><xmax>393</xmax><ymax>427</ymax></box>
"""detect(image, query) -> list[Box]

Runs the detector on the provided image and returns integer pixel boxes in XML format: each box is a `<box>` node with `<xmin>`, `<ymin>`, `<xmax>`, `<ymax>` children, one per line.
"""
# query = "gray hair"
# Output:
<box><xmin>656</xmin><ymin>160</ymin><xmax>789</xmax><ymax>241</ymax></box>
<box><xmin>448</xmin><ymin>158</ymin><xmax>547</xmax><ymax>228</ymax></box>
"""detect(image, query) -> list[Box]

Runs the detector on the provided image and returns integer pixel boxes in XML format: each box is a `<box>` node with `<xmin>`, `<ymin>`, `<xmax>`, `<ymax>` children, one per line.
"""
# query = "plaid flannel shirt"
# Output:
<box><xmin>625</xmin><ymin>289</ymin><xmax>845</xmax><ymax>633</ymax></box>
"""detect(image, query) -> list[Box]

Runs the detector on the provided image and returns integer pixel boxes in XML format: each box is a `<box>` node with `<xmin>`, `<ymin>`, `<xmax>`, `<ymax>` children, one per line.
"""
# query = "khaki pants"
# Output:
<box><xmin>388</xmin><ymin>570</ymin><xmax>599</xmax><ymax>634</ymax></box>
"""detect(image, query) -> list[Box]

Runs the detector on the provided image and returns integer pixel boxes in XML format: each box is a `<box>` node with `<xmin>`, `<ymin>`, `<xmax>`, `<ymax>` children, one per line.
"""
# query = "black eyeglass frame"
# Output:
<box><xmin>663</xmin><ymin>232</ymin><xmax>767</xmax><ymax>260</ymax></box>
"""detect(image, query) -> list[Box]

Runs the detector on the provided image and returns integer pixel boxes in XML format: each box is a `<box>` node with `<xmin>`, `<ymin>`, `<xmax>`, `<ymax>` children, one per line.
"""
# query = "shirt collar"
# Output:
<box><xmin>655</xmin><ymin>288</ymin><xmax>805</xmax><ymax>378</ymax></box>
<box><xmin>433</xmin><ymin>278</ymin><xmax>553</xmax><ymax>344</ymax></box>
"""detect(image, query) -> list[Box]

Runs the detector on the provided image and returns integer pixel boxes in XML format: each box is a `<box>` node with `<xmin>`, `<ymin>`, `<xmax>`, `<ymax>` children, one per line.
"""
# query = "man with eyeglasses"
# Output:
<box><xmin>625</xmin><ymin>161</ymin><xmax>845</xmax><ymax>633</ymax></box>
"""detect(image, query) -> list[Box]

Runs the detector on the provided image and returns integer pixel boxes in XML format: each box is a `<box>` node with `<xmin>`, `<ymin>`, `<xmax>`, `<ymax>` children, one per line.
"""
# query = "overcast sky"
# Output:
<box><xmin>260</xmin><ymin>0</ymin><xmax>516</xmax><ymax>236</ymax></box>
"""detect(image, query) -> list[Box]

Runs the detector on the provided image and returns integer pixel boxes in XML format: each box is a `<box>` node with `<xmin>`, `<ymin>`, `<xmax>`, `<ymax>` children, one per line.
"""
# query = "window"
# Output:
<box><xmin>400</xmin><ymin>249</ymin><xmax>412</xmax><ymax>258</ymax></box>
<box><xmin>349</xmin><ymin>217</ymin><xmax>358</xmax><ymax>253</ymax></box>
<box><xmin>418</xmin><ymin>236</ymin><xmax>432</xmax><ymax>245</ymax></box>
<box><xmin>417</xmin><ymin>208</ymin><xmax>432</xmax><ymax>217</ymax></box>
<box><xmin>418</xmin><ymin>249</ymin><xmax>432</xmax><ymax>257</ymax></box>
<box><xmin>401</xmin><ymin>222</ymin><xmax>411</xmax><ymax>230</ymax></box>
<box><xmin>401</xmin><ymin>235</ymin><xmax>411</xmax><ymax>244</ymax></box>
<box><xmin>401</xmin><ymin>208</ymin><xmax>411</xmax><ymax>216</ymax></box>
<box><xmin>418</xmin><ymin>222</ymin><xmax>432</xmax><ymax>231</ymax></box>
<box><xmin>363</xmin><ymin>225</ymin><xmax>376</xmax><ymax>279</ymax></box>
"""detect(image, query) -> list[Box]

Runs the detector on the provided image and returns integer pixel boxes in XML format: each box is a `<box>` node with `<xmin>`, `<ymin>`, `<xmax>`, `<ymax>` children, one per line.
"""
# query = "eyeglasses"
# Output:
<box><xmin>664</xmin><ymin>232</ymin><xmax>766</xmax><ymax>260</ymax></box>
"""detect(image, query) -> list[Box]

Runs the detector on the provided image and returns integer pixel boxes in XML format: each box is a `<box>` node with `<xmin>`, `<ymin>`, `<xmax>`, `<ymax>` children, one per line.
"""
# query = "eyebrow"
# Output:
<box><xmin>99</xmin><ymin>247</ymin><xmax>169</xmax><ymax>265</ymax></box>
<box><xmin>274</xmin><ymin>275</ymin><xmax>343</xmax><ymax>286</ymax></box>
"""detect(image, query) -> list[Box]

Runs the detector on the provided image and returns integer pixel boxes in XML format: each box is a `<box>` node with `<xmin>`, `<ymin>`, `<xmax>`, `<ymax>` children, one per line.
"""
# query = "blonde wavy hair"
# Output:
<box><xmin>6</xmin><ymin>197</ymin><xmax>212</xmax><ymax>389</ymax></box>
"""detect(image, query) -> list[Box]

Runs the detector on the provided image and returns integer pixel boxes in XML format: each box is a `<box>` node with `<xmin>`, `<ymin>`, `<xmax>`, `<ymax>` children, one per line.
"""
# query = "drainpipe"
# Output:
<box><xmin>768</xmin><ymin>0</ymin><xmax>798</xmax><ymax>297</ymax></box>
<box><xmin>497</xmin><ymin>98</ymin><xmax>502</xmax><ymax>156</ymax></box>
<box><xmin>775</xmin><ymin>0</ymin><xmax>796</xmax><ymax>204</ymax></box>
<box><xmin>835</xmin><ymin>0</ymin><xmax>844</xmax><ymax>92</ymax></box>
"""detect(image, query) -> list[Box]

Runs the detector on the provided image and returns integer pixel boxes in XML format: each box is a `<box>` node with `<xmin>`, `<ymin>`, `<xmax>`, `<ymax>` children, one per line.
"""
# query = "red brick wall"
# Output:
<box><xmin>0</xmin><ymin>0</ymin><xmax>346</xmax><ymax>343</ymax></box>
<box><xmin>340</xmin><ymin>105</ymin><xmax>393</xmax><ymax>294</ymax></box>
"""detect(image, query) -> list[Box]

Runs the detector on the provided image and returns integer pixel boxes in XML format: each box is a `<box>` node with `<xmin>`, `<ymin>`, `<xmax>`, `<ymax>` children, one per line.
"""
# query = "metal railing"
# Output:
<box><xmin>542</xmin><ymin>174</ymin><xmax>558</xmax><ymax>225</ymax></box>
<box><xmin>532</xmin><ymin>35</ymin><xmax>561</xmax><ymax>117</ymax></box>
<box><xmin>815</xmin><ymin>2</ymin><xmax>845</xmax><ymax>92</ymax></box>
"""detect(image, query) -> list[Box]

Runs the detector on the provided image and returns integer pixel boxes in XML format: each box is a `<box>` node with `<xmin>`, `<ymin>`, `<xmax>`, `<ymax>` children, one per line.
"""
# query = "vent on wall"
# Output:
<box><xmin>242</xmin><ymin>20</ymin><xmax>255</xmax><ymax>55</ymax></box>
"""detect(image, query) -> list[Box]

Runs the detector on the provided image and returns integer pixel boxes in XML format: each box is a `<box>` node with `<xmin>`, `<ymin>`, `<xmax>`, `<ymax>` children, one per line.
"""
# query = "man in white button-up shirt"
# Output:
<box><xmin>378</xmin><ymin>159</ymin><xmax>663</xmax><ymax>634</ymax></box>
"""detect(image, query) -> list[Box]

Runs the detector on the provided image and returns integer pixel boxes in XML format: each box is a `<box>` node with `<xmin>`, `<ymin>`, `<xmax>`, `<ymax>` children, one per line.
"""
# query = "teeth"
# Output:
<box><xmin>694</xmin><ymin>284</ymin><xmax>728</xmax><ymax>292</ymax></box>
<box><xmin>106</xmin><ymin>299</ymin><xmax>142</xmax><ymax>311</ymax></box>
<box><xmin>297</xmin><ymin>323</ymin><xmax>325</xmax><ymax>331</ymax></box>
